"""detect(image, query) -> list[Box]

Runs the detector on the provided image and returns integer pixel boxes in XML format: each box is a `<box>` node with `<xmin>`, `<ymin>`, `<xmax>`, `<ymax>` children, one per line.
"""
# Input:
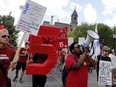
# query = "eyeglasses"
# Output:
<box><xmin>1</xmin><ymin>35</ymin><xmax>10</xmax><ymax>38</ymax></box>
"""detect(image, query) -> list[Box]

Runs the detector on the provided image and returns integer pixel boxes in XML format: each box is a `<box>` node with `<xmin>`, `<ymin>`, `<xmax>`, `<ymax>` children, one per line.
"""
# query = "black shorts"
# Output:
<box><xmin>16</xmin><ymin>61</ymin><xmax>26</xmax><ymax>71</ymax></box>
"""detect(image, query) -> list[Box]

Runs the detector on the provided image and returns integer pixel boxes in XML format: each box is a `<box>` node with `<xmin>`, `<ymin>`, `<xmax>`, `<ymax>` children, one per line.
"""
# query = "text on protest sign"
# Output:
<box><xmin>16</xmin><ymin>0</ymin><xmax>46</xmax><ymax>35</ymax></box>
<box><xmin>98</xmin><ymin>60</ymin><xmax>112</xmax><ymax>85</ymax></box>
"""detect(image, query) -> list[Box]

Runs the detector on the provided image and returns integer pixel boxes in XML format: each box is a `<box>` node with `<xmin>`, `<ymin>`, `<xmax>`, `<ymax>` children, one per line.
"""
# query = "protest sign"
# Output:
<box><xmin>8</xmin><ymin>0</ymin><xmax>46</xmax><ymax>76</ymax></box>
<box><xmin>98</xmin><ymin>60</ymin><xmax>112</xmax><ymax>85</ymax></box>
<box><xmin>16</xmin><ymin>0</ymin><xmax>46</xmax><ymax>35</ymax></box>
<box><xmin>78</xmin><ymin>37</ymin><xmax>85</xmax><ymax>45</ymax></box>
<box><xmin>68</xmin><ymin>37</ymin><xmax>74</xmax><ymax>46</ymax></box>
<box><xmin>37</xmin><ymin>26</ymin><xmax>67</xmax><ymax>49</ymax></box>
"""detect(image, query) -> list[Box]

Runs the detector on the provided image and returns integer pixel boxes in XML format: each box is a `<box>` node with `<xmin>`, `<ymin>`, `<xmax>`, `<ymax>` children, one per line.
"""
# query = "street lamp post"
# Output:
<box><xmin>113</xmin><ymin>34</ymin><xmax>116</xmax><ymax>53</ymax></box>
<box><xmin>0</xmin><ymin>18</ymin><xmax>3</xmax><ymax>25</ymax></box>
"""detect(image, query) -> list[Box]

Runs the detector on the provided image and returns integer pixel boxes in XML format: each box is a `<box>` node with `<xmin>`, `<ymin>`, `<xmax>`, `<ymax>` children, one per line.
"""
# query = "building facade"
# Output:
<box><xmin>42</xmin><ymin>8</ymin><xmax>78</xmax><ymax>31</ymax></box>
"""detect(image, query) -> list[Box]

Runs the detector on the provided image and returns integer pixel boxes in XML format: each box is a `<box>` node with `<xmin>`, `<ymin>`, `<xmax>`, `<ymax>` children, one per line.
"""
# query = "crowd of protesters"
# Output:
<box><xmin>0</xmin><ymin>25</ymin><xmax>116</xmax><ymax>87</ymax></box>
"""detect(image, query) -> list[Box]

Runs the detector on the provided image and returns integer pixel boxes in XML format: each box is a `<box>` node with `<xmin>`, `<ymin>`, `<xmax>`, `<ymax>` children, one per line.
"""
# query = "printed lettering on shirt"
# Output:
<box><xmin>0</xmin><ymin>54</ymin><xmax>9</xmax><ymax>60</ymax></box>
<box><xmin>22</xmin><ymin>51</ymin><xmax>26</xmax><ymax>53</ymax></box>
<box><xmin>84</xmin><ymin>61</ymin><xmax>87</xmax><ymax>65</ymax></box>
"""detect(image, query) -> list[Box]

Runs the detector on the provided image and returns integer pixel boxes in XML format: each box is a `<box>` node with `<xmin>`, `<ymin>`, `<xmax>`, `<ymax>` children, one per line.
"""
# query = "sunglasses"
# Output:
<box><xmin>104</xmin><ymin>50</ymin><xmax>109</xmax><ymax>52</ymax></box>
<box><xmin>1</xmin><ymin>35</ymin><xmax>10</xmax><ymax>38</ymax></box>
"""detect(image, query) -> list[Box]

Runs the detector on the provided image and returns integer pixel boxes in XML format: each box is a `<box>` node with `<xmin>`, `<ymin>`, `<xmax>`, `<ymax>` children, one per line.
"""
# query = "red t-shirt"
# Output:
<box><xmin>0</xmin><ymin>46</ymin><xmax>15</xmax><ymax>86</ymax></box>
<box><xmin>18</xmin><ymin>48</ymin><xmax>28</xmax><ymax>63</ymax></box>
<box><xmin>65</xmin><ymin>55</ymin><xmax>88</xmax><ymax>87</ymax></box>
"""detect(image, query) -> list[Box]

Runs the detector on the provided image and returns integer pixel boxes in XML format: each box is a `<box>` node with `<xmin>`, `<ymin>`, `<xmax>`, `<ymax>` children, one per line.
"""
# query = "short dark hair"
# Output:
<box><xmin>25</xmin><ymin>42</ymin><xmax>29</xmax><ymax>45</ymax></box>
<box><xmin>69</xmin><ymin>42</ymin><xmax>78</xmax><ymax>54</ymax></box>
<box><xmin>43</xmin><ymin>41</ymin><xmax>48</xmax><ymax>44</ymax></box>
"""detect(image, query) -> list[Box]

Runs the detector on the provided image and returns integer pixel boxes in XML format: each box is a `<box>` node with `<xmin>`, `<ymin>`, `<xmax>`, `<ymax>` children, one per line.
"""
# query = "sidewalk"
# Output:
<box><xmin>10</xmin><ymin>67</ymin><xmax>97</xmax><ymax>87</ymax></box>
<box><xmin>10</xmin><ymin>67</ymin><xmax>63</xmax><ymax>87</ymax></box>
<box><xmin>88</xmin><ymin>69</ymin><xmax>98</xmax><ymax>87</ymax></box>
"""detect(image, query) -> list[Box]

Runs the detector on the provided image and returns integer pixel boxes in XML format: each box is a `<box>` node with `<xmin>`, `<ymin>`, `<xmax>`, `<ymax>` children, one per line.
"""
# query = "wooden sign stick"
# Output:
<box><xmin>8</xmin><ymin>32</ymin><xmax>26</xmax><ymax>77</ymax></box>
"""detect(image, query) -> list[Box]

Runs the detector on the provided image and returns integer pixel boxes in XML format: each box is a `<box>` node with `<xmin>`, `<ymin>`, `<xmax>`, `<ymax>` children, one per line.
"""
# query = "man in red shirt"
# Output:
<box><xmin>13</xmin><ymin>42</ymin><xmax>29</xmax><ymax>83</ymax></box>
<box><xmin>65</xmin><ymin>42</ymin><xmax>96</xmax><ymax>87</ymax></box>
<box><xmin>0</xmin><ymin>25</ymin><xmax>16</xmax><ymax>87</ymax></box>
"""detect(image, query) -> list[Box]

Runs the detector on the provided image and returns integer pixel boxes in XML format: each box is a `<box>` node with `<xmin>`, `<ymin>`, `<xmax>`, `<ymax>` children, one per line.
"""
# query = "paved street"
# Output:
<box><xmin>88</xmin><ymin>69</ymin><xmax>98</xmax><ymax>87</ymax></box>
<box><xmin>9</xmin><ymin>67</ymin><xmax>98</xmax><ymax>87</ymax></box>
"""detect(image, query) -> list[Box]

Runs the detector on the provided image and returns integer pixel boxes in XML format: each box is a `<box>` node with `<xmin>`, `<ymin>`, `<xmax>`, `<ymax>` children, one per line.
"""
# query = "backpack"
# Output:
<box><xmin>62</xmin><ymin>56</ymin><xmax>77</xmax><ymax>87</ymax></box>
<box><xmin>62</xmin><ymin>65</ymin><xmax>68</xmax><ymax>86</ymax></box>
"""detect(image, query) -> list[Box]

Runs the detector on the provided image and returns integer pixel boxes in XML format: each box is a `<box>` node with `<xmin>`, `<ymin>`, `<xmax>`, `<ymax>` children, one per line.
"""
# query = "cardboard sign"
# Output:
<box><xmin>37</xmin><ymin>25</ymin><xmax>68</xmax><ymax>49</ymax></box>
<box><xmin>16</xmin><ymin>0</ymin><xmax>46</xmax><ymax>35</ymax></box>
<box><xmin>68</xmin><ymin>37</ymin><xmax>74</xmax><ymax>46</ymax></box>
<box><xmin>78</xmin><ymin>37</ymin><xmax>85</xmax><ymax>45</ymax></box>
<box><xmin>26</xmin><ymin>44</ymin><xmax>58</xmax><ymax>75</ymax></box>
<box><xmin>47</xmin><ymin>38</ymin><xmax>68</xmax><ymax>49</ymax></box>
<box><xmin>98</xmin><ymin>60</ymin><xmax>112</xmax><ymax>85</ymax></box>
<box><xmin>38</xmin><ymin>25</ymin><xmax>61</xmax><ymax>38</ymax></box>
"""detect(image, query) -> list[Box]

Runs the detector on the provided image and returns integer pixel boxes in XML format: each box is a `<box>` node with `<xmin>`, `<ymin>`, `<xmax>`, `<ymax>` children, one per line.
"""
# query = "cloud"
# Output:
<box><xmin>69</xmin><ymin>2</ymin><xmax>83</xmax><ymax>12</ymax></box>
<box><xmin>0</xmin><ymin>0</ymin><xmax>82</xmax><ymax>25</ymax></box>
<box><xmin>0</xmin><ymin>0</ymin><xmax>27</xmax><ymax>25</ymax></box>
<box><xmin>83</xmin><ymin>3</ymin><xmax>97</xmax><ymax>22</ymax></box>
<box><xmin>101</xmin><ymin>0</ymin><xmax>116</xmax><ymax>15</ymax></box>
<box><xmin>103</xmin><ymin>16</ymin><xmax>116</xmax><ymax>27</ymax></box>
<box><xmin>0</xmin><ymin>0</ymin><xmax>11</xmax><ymax>15</ymax></box>
<box><xmin>1</xmin><ymin>0</ymin><xmax>71</xmax><ymax>24</ymax></box>
<box><xmin>36</xmin><ymin>0</ymin><xmax>69</xmax><ymax>19</ymax></box>
<box><xmin>101</xmin><ymin>0</ymin><xmax>116</xmax><ymax>27</ymax></box>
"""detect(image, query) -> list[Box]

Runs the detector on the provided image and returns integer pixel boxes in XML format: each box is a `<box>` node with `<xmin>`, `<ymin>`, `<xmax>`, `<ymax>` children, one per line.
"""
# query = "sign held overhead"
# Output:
<box><xmin>16</xmin><ymin>0</ymin><xmax>46</xmax><ymax>35</ymax></box>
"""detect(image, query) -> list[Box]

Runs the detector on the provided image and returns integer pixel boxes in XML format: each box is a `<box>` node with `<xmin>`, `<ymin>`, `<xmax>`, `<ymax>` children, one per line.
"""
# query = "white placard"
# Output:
<box><xmin>16</xmin><ymin>0</ymin><xmax>46</xmax><ymax>35</ymax></box>
<box><xmin>68</xmin><ymin>37</ymin><xmax>74</xmax><ymax>46</ymax></box>
<box><xmin>78</xmin><ymin>37</ymin><xmax>85</xmax><ymax>45</ymax></box>
<box><xmin>113</xmin><ymin>34</ymin><xmax>116</xmax><ymax>38</ymax></box>
<box><xmin>98</xmin><ymin>60</ymin><xmax>112</xmax><ymax>85</ymax></box>
<box><xmin>109</xmin><ymin>54</ymin><xmax>116</xmax><ymax>69</ymax></box>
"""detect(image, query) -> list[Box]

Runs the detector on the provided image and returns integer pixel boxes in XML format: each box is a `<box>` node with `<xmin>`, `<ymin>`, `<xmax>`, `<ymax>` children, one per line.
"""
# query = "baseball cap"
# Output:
<box><xmin>0</xmin><ymin>25</ymin><xmax>5</xmax><ymax>30</ymax></box>
<box><xmin>102</xmin><ymin>46</ymin><xmax>110</xmax><ymax>51</ymax></box>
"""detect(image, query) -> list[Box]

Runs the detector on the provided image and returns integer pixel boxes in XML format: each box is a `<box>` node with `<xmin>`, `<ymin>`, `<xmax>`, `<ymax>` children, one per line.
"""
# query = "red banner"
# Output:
<box><xmin>43</xmin><ymin>38</ymin><xmax>68</xmax><ymax>49</ymax></box>
<box><xmin>59</xmin><ymin>26</ymin><xmax>68</xmax><ymax>39</ymax></box>
<box><xmin>40</xmin><ymin>26</ymin><xmax>68</xmax><ymax>49</ymax></box>
<box><xmin>38</xmin><ymin>25</ymin><xmax>60</xmax><ymax>38</ymax></box>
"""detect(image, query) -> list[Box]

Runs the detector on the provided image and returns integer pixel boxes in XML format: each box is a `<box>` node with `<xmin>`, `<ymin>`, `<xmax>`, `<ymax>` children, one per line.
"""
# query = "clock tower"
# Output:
<box><xmin>70</xmin><ymin>7</ymin><xmax>78</xmax><ymax>30</ymax></box>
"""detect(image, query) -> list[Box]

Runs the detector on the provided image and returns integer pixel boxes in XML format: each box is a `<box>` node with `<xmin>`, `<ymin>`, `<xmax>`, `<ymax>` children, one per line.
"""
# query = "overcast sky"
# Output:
<box><xmin>0</xmin><ymin>0</ymin><xmax>116</xmax><ymax>27</ymax></box>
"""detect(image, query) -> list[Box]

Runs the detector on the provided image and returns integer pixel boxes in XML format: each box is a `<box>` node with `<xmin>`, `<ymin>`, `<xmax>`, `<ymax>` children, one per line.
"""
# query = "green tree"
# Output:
<box><xmin>72</xmin><ymin>22</ymin><xmax>94</xmax><ymax>42</ymax></box>
<box><xmin>113</xmin><ymin>26</ymin><xmax>116</xmax><ymax>34</ymax></box>
<box><xmin>68</xmin><ymin>22</ymin><xmax>114</xmax><ymax>49</ymax></box>
<box><xmin>97</xmin><ymin>23</ymin><xmax>114</xmax><ymax>49</ymax></box>
<box><xmin>0</xmin><ymin>15</ymin><xmax>19</xmax><ymax>48</ymax></box>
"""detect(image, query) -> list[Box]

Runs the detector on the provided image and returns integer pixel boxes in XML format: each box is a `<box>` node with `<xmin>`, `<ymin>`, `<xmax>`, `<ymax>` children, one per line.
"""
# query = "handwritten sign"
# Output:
<box><xmin>16</xmin><ymin>0</ymin><xmax>46</xmax><ymax>35</ymax></box>
<box><xmin>109</xmin><ymin>54</ymin><xmax>116</xmax><ymax>69</ymax></box>
<box><xmin>78</xmin><ymin>37</ymin><xmax>85</xmax><ymax>45</ymax></box>
<box><xmin>68</xmin><ymin>37</ymin><xmax>74</xmax><ymax>46</ymax></box>
<box><xmin>98</xmin><ymin>60</ymin><xmax>112</xmax><ymax>85</ymax></box>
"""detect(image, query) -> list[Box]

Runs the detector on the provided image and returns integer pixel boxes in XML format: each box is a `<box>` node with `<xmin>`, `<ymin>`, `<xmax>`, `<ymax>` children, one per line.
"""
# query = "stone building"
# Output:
<box><xmin>42</xmin><ymin>7</ymin><xmax>78</xmax><ymax>31</ymax></box>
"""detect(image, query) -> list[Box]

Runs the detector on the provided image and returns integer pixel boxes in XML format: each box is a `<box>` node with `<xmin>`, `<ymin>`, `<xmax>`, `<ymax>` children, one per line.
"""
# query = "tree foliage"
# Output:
<box><xmin>97</xmin><ymin>23</ymin><xmax>113</xmax><ymax>48</ymax></box>
<box><xmin>68</xmin><ymin>22</ymin><xmax>114</xmax><ymax>49</ymax></box>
